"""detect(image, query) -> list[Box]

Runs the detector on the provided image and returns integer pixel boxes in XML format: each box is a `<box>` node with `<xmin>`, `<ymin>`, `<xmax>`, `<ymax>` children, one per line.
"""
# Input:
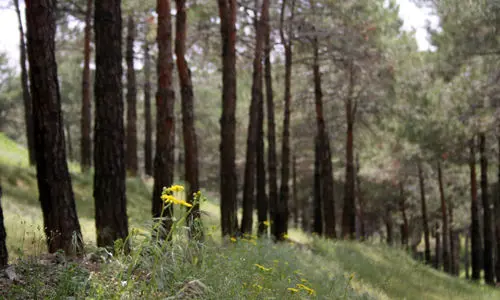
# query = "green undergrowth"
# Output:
<box><xmin>1</xmin><ymin>133</ymin><xmax>500</xmax><ymax>299</ymax></box>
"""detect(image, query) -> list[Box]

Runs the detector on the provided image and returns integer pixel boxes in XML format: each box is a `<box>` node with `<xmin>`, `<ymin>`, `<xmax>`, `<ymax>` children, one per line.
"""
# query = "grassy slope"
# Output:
<box><xmin>0</xmin><ymin>133</ymin><xmax>498</xmax><ymax>299</ymax></box>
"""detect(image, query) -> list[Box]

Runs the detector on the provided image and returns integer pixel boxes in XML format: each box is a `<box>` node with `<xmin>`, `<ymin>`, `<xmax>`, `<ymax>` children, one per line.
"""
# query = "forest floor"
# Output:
<box><xmin>1</xmin><ymin>133</ymin><xmax>499</xmax><ymax>299</ymax></box>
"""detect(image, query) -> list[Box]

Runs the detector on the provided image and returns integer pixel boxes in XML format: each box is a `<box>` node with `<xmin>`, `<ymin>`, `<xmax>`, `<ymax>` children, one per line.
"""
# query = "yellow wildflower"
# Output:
<box><xmin>254</xmin><ymin>264</ymin><xmax>272</xmax><ymax>272</ymax></box>
<box><xmin>169</xmin><ymin>185</ymin><xmax>185</xmax><ymax>193</ymax></box>
<box><xmin>287</xmin><ymin>287</ymin><xmax>299</xmax><ymax>293</ymax></box>
<box><xmin>263</xmin><ymin>220</ymin><xmax>271</xmax><ymax>227</ymax></box>
<box><xmin>296</xmin><ymin>283</ymin><xmax>316</xmax><ymax>296</ymax></box>
<box><xmin>161</xmin><ymin>194</ymin><xmax>192</xmax><ymax>207</ymax></box>
<box><xmin>230</xmin><ymin>237</ymin><xmax>237</xmax><ymax>243</ymax></box>
<box><xmin>283</xmin><ymin>233</ymin><xmax>289</xmax><ymax>239</ymax></box>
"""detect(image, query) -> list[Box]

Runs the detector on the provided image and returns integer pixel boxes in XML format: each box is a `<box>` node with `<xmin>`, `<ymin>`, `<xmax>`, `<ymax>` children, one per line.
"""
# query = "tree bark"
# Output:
<box><xmin>93</xmin><ymin>0</ymin><xmax>129</xmax><ymax>251</ymax></box>
<box><xmin>13</xmin><ymin>0</ymin><xmax>36</xmax><ymax>166</ymax></box>
<box><xmin>218</xmin><ymin>0</ymin><xmax>239</xmax><ymax>237</ymax></box>
<box><xmin>311</xmin><ymin>31</ymin><xmax>335</xmax><ymax>239</ymax></box>
<box><xmin>418</xmin><ymin>159</ymin><xmax>431</xmax><ymax>264</ymax></box>
<box><xmin>65</xmin><ymin>122</ymin><xmax>73</xmax><ymax>161</ymax></box>
<box><xmin>80</xmin><ymin>0</ymin><xmax>92</xmax><ymax>173</ymax></box>
<box><xmin>399</xmin><ymin>182</ymin><xmax>409</xmax><ymax>248</ymax></box>
<box><xmin>143</xmin><ymin>34</ymin><xmax>153</xmax><ymax>176</ymax></box>
<box><xmin>479</xmin><ymin>132</ymin><xmax>495</xmax><ymax>285</ymax></box>
<box><xmin>313</xmin><ymin>135</ymin><xmax>323</xmax><ymax>235</ymax></box>
<box><xmin>292</xmin><ymin>153</ymin><xmax>298</xmax><ymax>228</ymax></box>
<box><xmin>26</xmin><ymin>0</ymin><xmax>83</xmax><ymax>255</ymax></box>
<box><xmin>0</xmin><ymin>185</ymin><xmax>8</xmax><ymax>268</ymax></box>
<box><xmin>125</xmin><ymin>15</ymin><xmax>138</xmax><ymax>176</ymax></box>
<box><xmin>385</xmin><ymin>203</ymin><xmax>393</xmax><ymax>245</ymax></box>
<box><xmin>469</xmin><ymin>137</ymin><xmax>481</xmax><ymax>281</ymax></box>
<box><xmin>175</xmin><ymin>0</ymin><xmax>202</xmax><ymax>240</ymax></box>
<box><xmin>437</xmin><ymin>160</ymin><xmax>451</xmax><ymax>273</ymax></box>
<box><xmin>448</xmin><ymin>199</ymin><xmax>459</xmax><ymax>276</ymax></box>
<box><xmin>434</xmin><ymin>223</ymin><xmax>441</xmax><ymax>270</ymax></box>
<box><xmin>153</xmin><ymin>0</ymin><xmax>176</xmax><ymax>240</ymax></box>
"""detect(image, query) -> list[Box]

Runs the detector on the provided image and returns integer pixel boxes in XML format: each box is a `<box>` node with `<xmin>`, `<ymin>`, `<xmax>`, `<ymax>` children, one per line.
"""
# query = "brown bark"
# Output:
<box><xmin>479</xmin><ymin>133</ymin><xmax>495</xmax><ymax>285</ymax></box>
<box><xmin>218</xmin><ymin>0</ymin><xmax>238</xmax><ymax>237</ymax></box>
<box><xmin>399</xmin><ymin>182</ymin><xmax>409</xmax><ymax>248</ymax></box>
<box><xmin>94</xmin><ymin>0</ymin><xmax>129</xmax><ymax>251</ymax></box>
<box><xmin>125</xmin><ymin>15</ymin><xmax>138</xmax><ymax>176</ymax></box>
<box><xmin>80</xmin><ymin>0</ymin><xmax>92</xmax><ymax>173</ymax></box>
<box><xmin>418</xmin><ymin>159</ymin><xmax>431</xmax><ymax>264</ymax></box>
<box><xmin>153</xmin><ymin>0</ymin><xmax>176</xmax><ymax>240</ymax></box>
<box><xmin>143</xmin><ymin>36</ymin><xmax>153</xmax><ymax>176</ymax></box>
<box><xmin>342</xmin><ymin>62</ymin><xmax>356</xmax><ymax>239</ymax></box>
<box><xmin>437</xmin><ymin>160</ymin><xmax>451</xmax><ymax>273</ymax></box>
<box><xmin>469</xmin><ymin>137</ymin><xmax>481</xmax><ymax>281</ymax></box>
<box><xmin>14</xmin><ymin>0</ymin><xmax>36</xmax><ymax>166</ymax></box>
<box><xmin>311</xmin><ymin>31</ymin><xmax>335</xmax><ymax>239</ymax></box>
<box><xmin>264</xmin><ymin>0</ymin><xmax>278</xmax><ymax>239</ymax></box>
<box><xmin>356</xmin><ymin>154</ymin><xmax>366</xmax><ymax>240</ymax></box>
<box><xmin>26</xmin><ymin>0</ymin><xmax>83</xmax><ymax>255</ymax></box>
<box><xmin>434</xmin><ymin>223</ymin><xmax>441</xmax><ymax>269</ymax></box>
<box><xmin>276</xmin><ymin>0</ymin><xmax>295</xmax><ymax>241</ymax></box>
<box><xmin>313</xmin><ymin>135</ymin><xmax>323</xmax><ymax>235</ymax></box>
<box><xmin>175</xmin><ymin>0</ymin><xmax>202</xmax><ymax>240</ymax></box>
<box><xmin>0</xmin><ymin>185</ymin><xmax>7</xmax><ymax>268</ymax></box>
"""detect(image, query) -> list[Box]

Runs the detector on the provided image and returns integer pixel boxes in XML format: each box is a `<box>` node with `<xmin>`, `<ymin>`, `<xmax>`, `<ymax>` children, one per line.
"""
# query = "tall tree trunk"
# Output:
<box><xmin>342</xmin><ymin>62</ymin><xmax>356</xmax><ymax>239</ymax></box>
<box><xmin>385</xmin><ymin>203</ymin><xmax>393</xmax><ymax>245</ymax></box>
<box><xmin>125</xmin><ymin>15</ymin><xmax>138</xmax><ymax>176</ymax></box>
<box><xmin>80</xmin><ymin>0</ymin><xmax>92</xmax><ymax>173</ymax></box>
<box><xmin>143</xmin><ymin>35</ymin><xmax>153</xmax><ymax>176</ymax></box>
<box><xmin>175</xmin><ymin>0</ymin><xmax>202</xmax><ymax>240</ymax></box>
<box><xmin>241</xmin><ymin>0</ymin><xmax>266</xmax><ymax>235</ymax></box>
<box><xmin>437</xmin><ymin>160</ymin><xmax>451</xmax><ymax>273</ymax></box>
<box><xmin>399</xmin><ymin>182</ymin><xmax>409</xmax><ymax>248</ymax></box>
<box><xmin>276</xmin><ymin>0</ymin><xmax>294</xmax><ymax>241</ymax></box>
<box><xmin>153</xmin><ymin>0</ymin><xmax>176</xmax><ymax>240</ymax></box>
<box><xmin>479</xmin><ymin>132</ymin><xmax>495</xmax><ymax>285</ymax></box>
<box><xmin>434</xmin><ymin>223</ymin><xmax>441</xmax><ymax>270</ymax></box>
<box><xmin>65</xmin><ymin>122</ymin><xmax>73</xmax><ymax>161</ymax></box>
<box><xmin>263</xmin><ymin>0</ymin><xmax>277</xmax><ymax>240</ymax></box>
<box><xmin>14</xmin><ymin>0</ymin><xmax>35</xmax><ymax>166</ymax></box>
<box><xmin>448</xmin><ymin>199</ymin><xmax>459</xmax><ymax>276</ymax></box>
<box><xmin>465</xmin><ymin>228</ymin><xmax>470</xmax><ymax>279</ymax></box>
<box><xmin>292</xmin><ymin>153</ymin><xmax>298</xmax><ymax>228</ymax></box>
<box><xmin>311</xmin><ymin>31</ymin><xmax>335</xmax><ymax>239</ymax></box>
<box><xmin>470</xmin><ymin>137</ymin><xmax>481</xmax><ymax>281</ymax></box>
<box><xmin>0</xmin><ymin>185</ymin><xmax>8</xmax><ymax>268</ymax></box>
<box><xmin>256</xmin><ymin>65</ymin><xmax>267</xmax><ymax>237</ymax></box>
<box><xmin>418</xmin><ymin>159</ymin><xmax>431</xmax><ymax>264</ymax></box>
<box><xmin>218</xmin><ymin>0</ymin><xmax>238</xmax><ymax>237</ymax></box>
<box><xmin>313</xmin><ymin>135</ymin><xmax>323</xmax><ymax>235</ymax></box>
<box><xmin>356</xmin><ymin>154</ymin><xmax>366</xmax><ymax>241</ymax></box>
<box><xmin>26</xmin><ymin>0</ymin><xmax>83</xmax><ymax>255</ymax></box>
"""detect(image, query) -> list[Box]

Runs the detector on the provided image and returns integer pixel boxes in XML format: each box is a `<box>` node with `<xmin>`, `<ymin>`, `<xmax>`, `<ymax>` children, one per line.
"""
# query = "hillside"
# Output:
<box><xmin>0</xmin><ymin>134</ymin><xmax>498</xmax><ymax>299</ymax></box>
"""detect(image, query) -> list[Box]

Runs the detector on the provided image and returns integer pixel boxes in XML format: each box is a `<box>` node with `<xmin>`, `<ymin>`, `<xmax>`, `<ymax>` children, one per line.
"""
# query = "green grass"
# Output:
<box><xmin>1</xmin><ymin>133</ymin><xmax>499</xmax><ymax>299</ymax></box>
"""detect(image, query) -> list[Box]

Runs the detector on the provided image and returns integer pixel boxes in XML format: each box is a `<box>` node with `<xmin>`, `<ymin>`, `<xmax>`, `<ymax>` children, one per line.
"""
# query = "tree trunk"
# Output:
<box><xmin>175</xmin><ymin>0</ymin><xmax>202</xmax><ymax>240</ymax></box>
<box><xmin>125</xmin><ymin>15</ymin><xmax>138</xmax><ymax>176</ymax></box>
<box><xmin>437</xmin><ymin>160</ymin><xmax>451</xmax><ymax>273</ymax></box>
<box><xmin>356</xmin><ymin>154</ymin><xmax>366</xmax><ymax>241</ymax></box>
<box><xmin>385</xmin><ymin>203</ymin><xmax>393</xmax><ymax>245</ymax></box>
<box><xmin>448</xmin><ymin>199</ymin><xmax>459</xmax><ymax>276</ymax></box>
<box><xmin>0</xmin><ymin>185</ymin><xmax>8</xmax><ymax>268</ymax></box>
<box><xmin>292</xmin><ymin>153</ymin><xmax>298</xmax><ymax>228</ymax></box>
<box><xmin>94</xmin><ymin>0</ymin><xmax>129</xmax><ymax>251</ymax></box>
<box><xmin>26</xmin><ymin>0</ymin><xmax>83</xmax><ymax>255</ymax></box>
<box><xmin>418</xmin><ymin>159</ymin><xmax>431</xmax><ymax>264</ymax></box>
<box><xmin>311</xmin><ymin>31</ymin><xmax>335</xmax><ymax>239</ymax></box>
<box><xmin>14</xmin><ymin>0</ymin><xmax>36</xmax><ymax>166</ymax></box>
<box><xmin>465</xmin><ymin>228</ymin><xmax>470</xmax><ymax>279</ymax></box>
<box><xmin>256</xmin><ymin>64</ymin><xmax>267</xmax><ymax>237</ymax></box>
<box><xmin>479</xmin><ymin>132</ymin><xmax>495</xmax><ymax>285</ymax></box>
<box><xmin>434</xmin><ymin>223</ymin><xmax>441</xmax><ymax>270</ymax></box>
<box><xmin>470</xmin><ymin>137</ymin><xmax>481</xmax><ymax>281</ymax></box>
<box><xmin>452</xmin><ymin>230</ymin><xmax>460</xmax><ymax>276</ymax></box>
<box><xmin>153</xmin><ymin>0</ymin><xmax>176</xmax><ymax>240</ymax></box>
<box><xmin>313</xmin><ymin>135</ymin><xmax>323</xmax><ymax>235</ymax></box>
<box><xmin>342</xmin><ymin>62</ymin><xmax>356</xmax><ymax>239</ymax></box>
<box><xmin>143</xmin><ymin>35</ymin><xmax>153</xmax><ymax>176</ymax></box>
<box><xmin>80</xmin><ymin>0</ymin><xmax>92</xmax><ymax>173</ymax></box>
<box><xmin>399</xmin><ymin>182</ymin><xmax>409</xmax><ymax>248</ymax></box>
<box><xmin>263</xmin><ymin>0</ymin><xmax>277</xmax><ymax>240</ymax></box>
<box><xmin>217</xmin><ymin>0</ymin><xmax>238</xmax><ymax>237</ymax></box>
<box><xmin>65</xmin><ymin>122</ymin><xmax>73</xmax><ymax>161</ymax></box>
<box><xmin>276</xmin><ymin>0</ymin><xmax>294</xmax><ymax>241</ymax></box>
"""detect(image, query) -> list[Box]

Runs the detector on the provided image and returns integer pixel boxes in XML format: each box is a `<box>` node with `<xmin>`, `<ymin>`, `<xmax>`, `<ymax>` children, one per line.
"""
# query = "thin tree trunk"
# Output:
<box><xmin>276</xmin><ymin>0</ymin><xmax>295</xmax><ymax>241</ymax></box>
<box><xmin>292</xmin><ymin>153</ymin><xmax>298</xmax><ymax>228</ymax></box>
<box><xmin>175</xmin><ymin>0</ymin><xmax>202</xmax><ymax>240</ymax></box>
<box><xmin>0</xmin><ymin>185</ymin><xmax>8</xmax><ymax>268</ymax></box>
<box><xmin>143</xmin><ymin>35</ymin><xmax>153</xmax><ymax>176</ymax></box>
<box><xmin>94</xmin><ymin>0</ymin><xmax>129</xmax><ymax>251</ymax></box>
<box><xmin>263</xmin><ymin>0</ymin><xmax>277</xmax><ymax>240</ymax></box>
<box><xmin>26</xmin><ymin>0</ymin><xmax>83</xmax><ymax>255</ymax></box>
<box><xmin>470</xmin><ymin>137</ymin><xmax>481</xmax><ymax>281</ymax></box>
<box><xmin>385</xmin><ymin>203</ymin><xmax>393</xmax><ymax>245</ymax></box>
<box><xmin>153</xmin><ymin>0</ymin><xmax>176</xmax><ymax>240</ymax></box>
<box><xmin>218</xmin><ymin>0</ymin><xmax>238</xmax><ymax>237</ymax></box>
<box><xmin>400</xmin><ymin>182</ymin><xmax>409</xmax><ymax>248</ymax></box>
<box><xmin>14</xmin><ymin>0</ymin><xmax>35</xmax><ymax>166</ymax></box>
<box><xmin>80</xmin><ymin>0</ymin><xmax>92</xmax><ymax>173</ymax></box>
<box><xmin>479</xmin><ymin>132</ymin><xmax>495</xmax><ymax>285</ymax></box>
<box><xmin>125</xmin><ymin>15</ymin><xmax>138</xmax><ymax>176</ymax></box>
<box><xmin>311</xmin><ymin>30</ymin><xmax>335</xmax><ymax>239</ymax></box>
<box><xmin>437</xmin><ymin>160</ymin><xmax>451</xmax><ymax>273</ymax></box>
<box><xmin>448</xmin><ymin>200</ymin><xmax>459</xmax><ymax>276</ymax></box>
<box><xmin>418</xmin><ymin>159</ymin><xmax>431</xmax><ymax>264</ymax></box>
<box><xmin>256</xmin><ymin>63</ymin><xmax>267</xmax><ymax>237</ymax></box>
<box><xmin>356</xmin><ymin>154</ymin><xmax>366</xmax><ymax>241</ymax></box>
<box><xmin>313</xmin><ymin>135</ymin><xmax>323</xmax><ymax>235</ymax></box>
<box><xmin>434</xmin><ymin>223</ymin><xmax>441</xmax><ymax>270</ymax></box>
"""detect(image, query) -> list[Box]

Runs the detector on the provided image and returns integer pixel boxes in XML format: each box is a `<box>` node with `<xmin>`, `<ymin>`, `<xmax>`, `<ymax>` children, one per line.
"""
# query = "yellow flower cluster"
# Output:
<box><xmin>161</xmin><ymin>184</ymin><xmax>192</xmax><ymax>207</ymax></box>
<box><xmin>296</xmin><ymin>283</ymin><xmax>316</xmax><ymax>296</ymax></box>
<box><xmin>254</xmin><ymin>263</ymin><xmax>272</xmax><ymax>272</ymax></box>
